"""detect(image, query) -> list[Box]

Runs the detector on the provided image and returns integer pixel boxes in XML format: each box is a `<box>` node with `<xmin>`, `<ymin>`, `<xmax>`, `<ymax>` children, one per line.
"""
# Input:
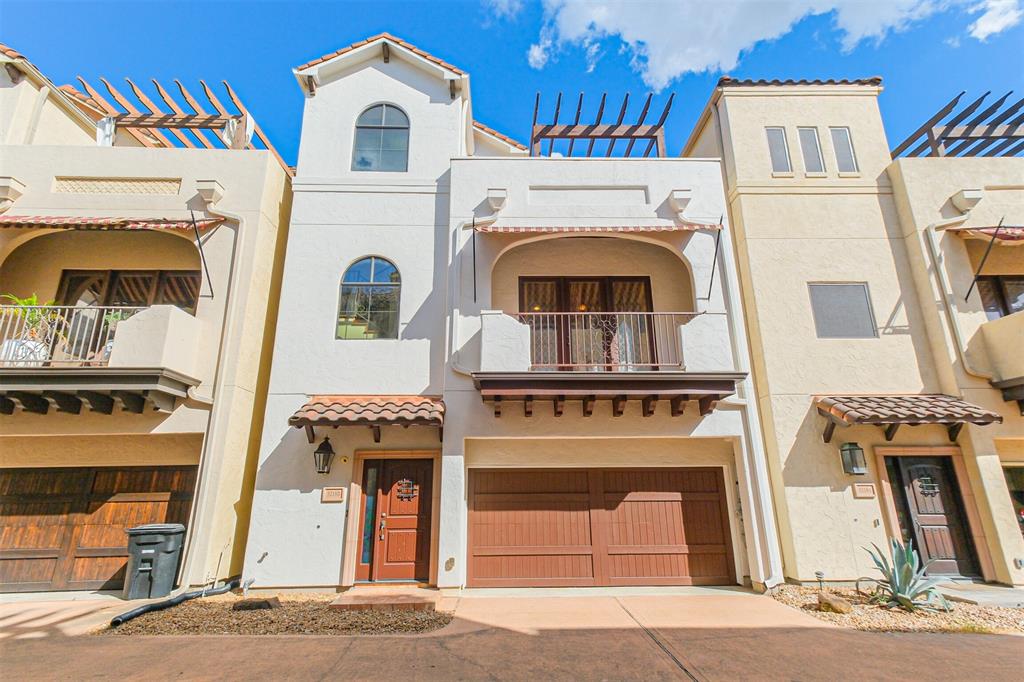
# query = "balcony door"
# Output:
<box><xmin>519</xmin><ymin>277</ymin><xmax>655</xmax><ymax>370</ymax></box>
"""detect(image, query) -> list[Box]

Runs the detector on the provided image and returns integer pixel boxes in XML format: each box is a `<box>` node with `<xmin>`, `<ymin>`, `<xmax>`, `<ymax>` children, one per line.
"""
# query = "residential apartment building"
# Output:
<box><xmin>0</xmin><ymin>45</ymin><xmax>291</xmax><ymax>592</ymax></box>
<box><xmin>684</xmin><ymin>79</ymin><xmax>1024</xmax><ymax>586</ymax></box>
<box><xmin>243</xmin><ymin>34</ymin><xmax>784</xmax><ymax>591</ymax></box>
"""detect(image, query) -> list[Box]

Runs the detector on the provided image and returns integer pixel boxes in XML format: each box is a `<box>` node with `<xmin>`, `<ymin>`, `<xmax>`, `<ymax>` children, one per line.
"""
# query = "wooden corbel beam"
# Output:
<box><xmin>822</xmin><ymin>420</ymin><xmax>837</xmax><ymax>444</ymax></box>
<box><xmin>671</xmin><ymin>395</ymin><xmax>686</xmax><ymax>417</ymax></box>
<box><xmin>371</xmin><ymin>425</ymin><xmax>382</xmax><ymax>443</ymax></box>
<box><xmin>552</xmin><ymin>396</ymin><xmax>564</xmax><ymax>417</ymax></box>
<box><xmin>493</xmin><ymin>396</ymin><xmax>502</xmax><ymax>418</ymax></box>
<box><xmin>523</xmin><ymin>396</ymin><xmax>533</xmax><ymax>418</ymax></box>
<box><xmin>884</xmin><ymin>423</ymin><xmax>900</xmax><ymax>441</ymax></box>
<box><xmin>612</xmin><ymin>395</ymin><xmax>626</xmax><ymax>417</ymax></box>
<box><xmin>947</xmin><ymin>423</ymin><xmax>964</xmax><ymax>442</ymax></box>
<box><xmin>698</xmin><ymin>396</ymin><xmax>715</xmax><ymax>416</ymax></box>
<box><xmin>642</xmin><ymin>396</ymin><xmax>658</xmax><ymax>417</ymax></box>
<box><xmin>304</xmin><ymin>424</ymin><xmax>315</xmax><ymax>444</ymax></box>
<box><xmin>582</xmin><ymin>396</ymin><xmax>595</xmax><ymax>417</ymax></box>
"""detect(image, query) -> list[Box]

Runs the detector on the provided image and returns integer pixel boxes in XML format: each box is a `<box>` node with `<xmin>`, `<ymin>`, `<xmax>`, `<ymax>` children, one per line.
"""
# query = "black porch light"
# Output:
<box><xmin>313</xmin><ymin>436</ymin><xmax>335</xmax><ymax>474</ymax></box>
<box><xmin>839</xmin><ymin>442</ymin><xmax>867</xmax><ymax>476</ymax></box>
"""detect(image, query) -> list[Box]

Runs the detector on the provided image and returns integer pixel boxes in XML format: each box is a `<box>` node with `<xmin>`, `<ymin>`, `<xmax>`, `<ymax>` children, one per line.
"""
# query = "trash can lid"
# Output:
<box><xmin>126</xmin><ymin>523</ymin><xmax>186</xmax><ymax>535</ymax></box>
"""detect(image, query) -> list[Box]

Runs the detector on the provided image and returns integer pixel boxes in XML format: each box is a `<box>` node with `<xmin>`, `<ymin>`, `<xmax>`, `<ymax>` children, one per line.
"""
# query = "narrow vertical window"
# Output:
<box><xmin>765</xmin><ymin>127</ymin><xmax>791</xmax><ymax>173</ymax></box>
<box><xmin>352</xmin><ymin>104</ymin><xmax>409</xmax><ymax>172</ymax></box>
<box><xmin>830</xmin><ymin>127</ymin><xmax>859</xmax><ymax>173</ymax></box>
<box><xmin>798</xmin><ymin>127</ymin><xmax>825</xmax><ymax>173</ymax></box>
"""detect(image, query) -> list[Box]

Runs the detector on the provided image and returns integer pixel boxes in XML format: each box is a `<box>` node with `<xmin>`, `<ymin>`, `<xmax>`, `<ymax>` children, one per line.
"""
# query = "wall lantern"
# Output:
<box><xmin>313</xmin><ymin>436</ymin><xmax>335</xmax><ymax>475</ymax></box>
<box><xmin>839</xmin><ymin>442</ymin><xmax>867</xmax><ymax>476</ymax></box>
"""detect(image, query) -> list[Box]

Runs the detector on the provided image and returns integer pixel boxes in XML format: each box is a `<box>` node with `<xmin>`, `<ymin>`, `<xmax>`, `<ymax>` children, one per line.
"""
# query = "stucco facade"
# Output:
<box><xmin>684</xmin><ymin>80</ymin><xmax>1024</xmax><ymax>586</ymax></box>
<box><xmin>243</xmin><ymin>35</ymin><xmax>782</xmax><ymax>592</ymax></box>
<box><xmin>0</xmin><ymin>46</ymin><xmax>291</xmax><ymax>592</ymax></box>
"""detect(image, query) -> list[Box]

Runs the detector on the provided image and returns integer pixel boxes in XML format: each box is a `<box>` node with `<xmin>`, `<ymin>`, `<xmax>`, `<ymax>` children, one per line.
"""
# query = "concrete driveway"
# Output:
<box><xmin>1</xmin><ymin>589</ymin><xmax>1020</xmax><ymax>681</ymax></box>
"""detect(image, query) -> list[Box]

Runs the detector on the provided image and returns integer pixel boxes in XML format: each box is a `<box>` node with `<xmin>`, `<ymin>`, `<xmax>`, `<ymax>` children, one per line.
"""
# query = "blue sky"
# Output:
<box><xmin>2</xmin><ymin>0</ymin><xmax>1022</xmax><ymax>164</ymax></box>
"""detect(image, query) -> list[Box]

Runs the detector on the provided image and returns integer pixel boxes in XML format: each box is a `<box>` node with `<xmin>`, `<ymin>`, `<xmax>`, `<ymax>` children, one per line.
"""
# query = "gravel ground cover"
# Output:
<box><xmin>772</xmin><ymin>585</ymin><xmax>1024</xmax><ymax>634</ymax></box>
<box><xmin>101</xmin><ymin>594</ymin><xmax>453</xmax><ymax>636</ymax></box>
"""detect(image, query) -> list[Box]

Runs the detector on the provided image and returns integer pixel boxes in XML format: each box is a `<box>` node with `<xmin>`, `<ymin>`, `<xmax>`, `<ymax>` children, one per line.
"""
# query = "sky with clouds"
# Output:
<box><xmin>3</xmin><ymin>0</ymin><xmax>1022</xmax><ymax>163</ymax></box>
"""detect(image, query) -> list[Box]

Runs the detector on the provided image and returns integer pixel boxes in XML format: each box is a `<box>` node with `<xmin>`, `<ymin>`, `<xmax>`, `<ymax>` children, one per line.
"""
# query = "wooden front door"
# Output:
<box><xmin>0</xmin><ymin>466</ymin><xmax>197</xmax><ymax>592</ymax></box>
<box><xmin>356</xmin><ymin>459</ymin><xmax>433</xmax><ymax>582</ymax></box>
<box><xmin>467</xmin><ymin>468</ymin><xmax>735</xmax><ymax>587</ymax></box>
<box><xmin>896</xmin><ymin>457</ymin><xmax>978</xmax><ymax>576</ymax></box>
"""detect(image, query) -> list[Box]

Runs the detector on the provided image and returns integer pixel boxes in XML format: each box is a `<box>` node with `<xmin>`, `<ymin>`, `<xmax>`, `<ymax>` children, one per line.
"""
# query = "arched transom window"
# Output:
<box><xmin>352</xmin><ymin>104</ymin><xmax>409</xmax><ymax>172</ymax></box>
<box><xmin>337</xmin><ymin>256</ymin><xmax>400</xmax><ymax>339</ymax></box>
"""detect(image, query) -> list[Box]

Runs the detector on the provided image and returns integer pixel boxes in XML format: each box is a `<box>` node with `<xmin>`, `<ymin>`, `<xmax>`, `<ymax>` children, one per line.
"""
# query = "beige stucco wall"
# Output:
<box><xmin>490</xmin><ymin>237</ymin><xmax>696</xmax><ymax>314</ymax></box>
<box><xmin>0</xmin><ymin>230</ymin><xmax>201</xmax><ymax>301</ymax></box>
<box><xmin>1</xmin><ymin>432</ymin><xmax>202</xmax><ymax>468</ymax></box>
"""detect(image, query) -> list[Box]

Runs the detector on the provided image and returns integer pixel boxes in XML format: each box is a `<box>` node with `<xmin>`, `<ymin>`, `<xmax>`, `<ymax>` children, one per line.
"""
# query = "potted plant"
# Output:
<box><xmin>0</xmin><ymin>293</ymin><xmax>58</xmax><ymax>366</ymax></box>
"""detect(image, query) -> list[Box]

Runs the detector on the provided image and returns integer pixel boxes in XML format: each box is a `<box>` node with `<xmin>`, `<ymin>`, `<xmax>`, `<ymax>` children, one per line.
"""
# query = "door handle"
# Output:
<box><xmin>379</xmin><ymin>515</ymin><xmax>386</xmax><ymax>541</ymax></box>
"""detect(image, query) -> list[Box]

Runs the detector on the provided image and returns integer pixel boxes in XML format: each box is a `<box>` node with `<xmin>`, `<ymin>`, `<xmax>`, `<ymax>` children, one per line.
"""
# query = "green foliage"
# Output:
<box><xmin>863</xmin><ymin>539</ymin><xmax>950</xmax><ymax>612</ymax></box>
<box><xmin>1</xmin><ymin>293</ymin><xmax>57</xmax><ymax>336</ymax></box>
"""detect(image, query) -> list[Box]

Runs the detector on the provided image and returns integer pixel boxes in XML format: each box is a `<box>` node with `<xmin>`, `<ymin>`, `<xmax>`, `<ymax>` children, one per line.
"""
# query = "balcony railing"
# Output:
<box><xmin>0</xmin><ymin>305</ymin><xmax>145</xmax><ymax>368</ymax></box>
<box><xmin>518</xmin><ymin>312</ymin><xmax>698</xmax><ymax>371</ymax></box>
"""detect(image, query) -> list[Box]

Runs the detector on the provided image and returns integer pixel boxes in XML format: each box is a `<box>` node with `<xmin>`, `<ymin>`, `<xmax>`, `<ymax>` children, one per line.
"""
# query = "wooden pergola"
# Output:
<box><xmin>891</xmin><ymin>91</ymin><xmax>1024</xmax><ymax>158</ymax></box>
<box><xmin>529</xmin><ymin>92</ymin><xmax>675</xmax><ymax>158</ymax></box>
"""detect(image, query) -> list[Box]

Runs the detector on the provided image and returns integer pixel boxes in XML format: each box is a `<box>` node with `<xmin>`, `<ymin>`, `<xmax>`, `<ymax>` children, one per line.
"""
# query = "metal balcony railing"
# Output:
<box><xmin>517</xmin><ymin>312</ymin><xmax>697</xmax><ymax>371</ymax></box>
<box><xmin>0</xmin><ymin>305</ymin><xmax>145</xmax><ymax>367</ymax></box>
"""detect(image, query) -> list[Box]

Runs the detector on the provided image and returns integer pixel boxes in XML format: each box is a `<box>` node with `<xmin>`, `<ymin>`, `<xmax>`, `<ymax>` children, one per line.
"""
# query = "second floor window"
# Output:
<box><xmin>807</xmin><ymin>282</ymin><xmax>877</xmax><ymax>338</ymax></box>
<box><xmin>352</xmin><ymin>104</ymin><xmax>409</xmax><ymax>172</ymax></box>
<box><xmin>765</xmin><ymin>127</ymin><xmax>791</xmax><ymax>173</ymax></box>
<box><xmin>337</xmin><ymin>256</ymin><xmax>401</xmax><ymax>339</ymax></box>
<box><xmin>830</xmin><ymin>127</ymin><xmax>859</xmax><ymax>172</ymax></box>
<box><xmin>798</xmin><ymin>127</ymin><xmax>825</xmax><ymax>173</ymax></box>
<box><xmin>978</xmin><ymin>276</ymin><xmax>1024</xmax><ymax>319</ymax></box>
<box><xmin>58</xmin><ymin>269</ymin><xmax>201</xmax><ymax>312</ymax></box>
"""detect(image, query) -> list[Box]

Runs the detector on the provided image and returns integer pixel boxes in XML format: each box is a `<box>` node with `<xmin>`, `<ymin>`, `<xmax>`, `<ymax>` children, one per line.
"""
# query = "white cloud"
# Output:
<box><xmin>525</xmin><ymin>0</ymin><xmax>1022</xmax><ymax>90</ymax></box>
<box><xmin>968</xmin><ymin>0</ymin><xmax>1023</xmax><ymax>38</ymax></box>
<box><xmin>485</xmin><ymin>0</ymin><xmax>525</xmax><ymax>20</ymax></box>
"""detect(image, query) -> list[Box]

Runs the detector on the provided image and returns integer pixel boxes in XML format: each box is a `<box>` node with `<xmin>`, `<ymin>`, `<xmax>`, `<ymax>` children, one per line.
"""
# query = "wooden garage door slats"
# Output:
<box><xmin>0</xmin><ymin>466</ymin><xmax>197</xmax><ymax>593</ymax></box>
<box><xmin>468</xmin><ymin>467</ymin><xmax>735</xmax><ymax>588</ymax></box>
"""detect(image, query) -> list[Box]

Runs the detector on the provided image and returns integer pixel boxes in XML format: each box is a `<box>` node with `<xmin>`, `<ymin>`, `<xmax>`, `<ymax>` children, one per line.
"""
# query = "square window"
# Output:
<box><xmin>808</xmin><ymin>283</ymin><xmax>877</xmax><ymax>338</ymax></box>
<box><xmin>798</xmin><ymin>127</ymin><xmax>825</xmax><ymax>173</ymax></box>
<box><xmin>765</xmin><ymin>127</ymin><xmax>791</xmax><ymax>173</ymax></box>
<box><xmin>830</xmin><ymin>127</ymin><xmax>859</xmax><ymax>173</ymax></box>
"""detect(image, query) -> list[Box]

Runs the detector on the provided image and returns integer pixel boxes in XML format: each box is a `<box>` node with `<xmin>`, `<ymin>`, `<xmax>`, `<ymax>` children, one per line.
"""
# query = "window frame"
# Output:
<box><xmin>336</xmin><ymin>256</ymin><xmax>402</xmax><ymax>340</ymax></box>
<box><xmin>797</xmin><ymin>126</ymin><xmax>826</xmax><ymax>174</ymax></box>
<box><xmin>976</xmin><ymin>275</ymin><xmax>1024</xmax><ymax>319</ymax></box>
<box><xmin>56</xmin><ymin>268</ymin><xmax>202</xmax><ymax>313</ymax></box>
<box><xmin>829</xmin><ymin>126</ymin><xmax>859</xmax><ymax>173</ymax></box>
<box><xmin>351</xmin><ymin>103</ymin><xmax>410</xmax><ymax>173</ymax></box>
<box><xmin>806</xmin><ymin>281</ymin><xmax>879</xmax><ymax>339</ymax></box>
<box><xmin>765</xmin><ymin>126</ymin><xmax>792</xmax><ymax>174</ymax></box>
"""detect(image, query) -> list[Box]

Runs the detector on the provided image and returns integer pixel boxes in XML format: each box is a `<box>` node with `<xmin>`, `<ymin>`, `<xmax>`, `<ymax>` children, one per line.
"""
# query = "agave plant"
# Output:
<box><xmin>861</xmin><ymin>539</ymin><xmax>950</xmax><ymax>612</ymax></box>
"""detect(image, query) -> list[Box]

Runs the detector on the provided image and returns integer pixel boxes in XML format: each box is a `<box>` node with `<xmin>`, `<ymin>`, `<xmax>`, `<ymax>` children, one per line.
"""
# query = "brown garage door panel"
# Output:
<box><xmin>468</xmin><ymin>468</ymin><xmax>735</xmax><ymax>588</ymax></box>
<box><xmin>0</xmin><ymin>466</ymin><xmax>197</xmax><ymax>593</ymax></box>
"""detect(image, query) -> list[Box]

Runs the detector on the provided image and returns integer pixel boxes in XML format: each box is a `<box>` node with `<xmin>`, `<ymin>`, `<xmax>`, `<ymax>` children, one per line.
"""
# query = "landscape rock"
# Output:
<box><xmin>818</xmin><ymin>591</ymin><xmax>853</xmax><ymax>614</ymax></box>
<box><xmin>232</xmin><ymin>597</ymin><xmax>282</xmax><ymax>611</ymax></box>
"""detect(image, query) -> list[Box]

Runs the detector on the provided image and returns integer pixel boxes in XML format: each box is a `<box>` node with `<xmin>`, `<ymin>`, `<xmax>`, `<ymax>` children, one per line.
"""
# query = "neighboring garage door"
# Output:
<box><xmin>0</xmin><ymin>466</ymin><xmax>197</xmax><ymax>593</ymax></box>
<box><xmin>468</xmin><ymin>468</ymin><xmax>735</xmax><ymax>587</ymax></box>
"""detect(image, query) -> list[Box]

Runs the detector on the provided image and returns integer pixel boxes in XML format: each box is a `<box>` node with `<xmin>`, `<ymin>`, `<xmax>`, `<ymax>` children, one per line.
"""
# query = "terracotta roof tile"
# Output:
<box><xmin>718</xmin><ymin>76</ymin><xmax>882</xmax><ymax>87</ymax></box>
<box><xmin>473</xmin><ymin>121</ymin><xmax>527</xmax><ymax>150</ymax></box>
<box><xmin>0</xmin><ymin>215</ymin><xmax>222</xmax><ymax>231</ymax></box>
<box><xmin>296</xmin><ymin>33</ymin><xmax>465</xmax><ymax>75</ymax></box>
<box><xmin>289</xmin><ymin>395</ymin><xmax>445</xmax><ymax>427</ymax></box>
<box><xmin>815</xmin><ymin>394</ymin><xmax>1001</xmax><ymax>426</ymax></box>
<box><xmin>0</xmin><ymin>43</ymin><xmax>27</xmax><ymax>61</ymax></box>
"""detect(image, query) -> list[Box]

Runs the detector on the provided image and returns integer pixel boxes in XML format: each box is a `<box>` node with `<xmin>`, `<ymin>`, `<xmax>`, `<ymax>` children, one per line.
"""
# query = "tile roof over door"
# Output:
<box><xmin>815</xmin><ymin>394</ymin><xmax>1002</xmax><ymax>426</ymax></box>
<box><xmin>288</xmin><ymin>395</ymin><xmax>445</xmax><ymax>427</ymax></box>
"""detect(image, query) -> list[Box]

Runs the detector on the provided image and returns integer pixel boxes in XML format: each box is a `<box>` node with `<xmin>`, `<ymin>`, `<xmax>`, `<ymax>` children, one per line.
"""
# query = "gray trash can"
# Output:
<box><xmin>123</xmin><ymin>523</ymin><xmax>186</xmax><ymax>600</ymax></box>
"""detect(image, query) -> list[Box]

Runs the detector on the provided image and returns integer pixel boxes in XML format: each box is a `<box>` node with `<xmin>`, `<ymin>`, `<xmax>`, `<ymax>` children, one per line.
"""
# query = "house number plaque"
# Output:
<box><xmin>321</xmin><ymin>487</ymin><xmax>345</xmax><ymax>503</ymax></box>
<box><xmin>396</xmin><ymin>478</ymin><xmax>418</xmax><ymax>501</ymax></box>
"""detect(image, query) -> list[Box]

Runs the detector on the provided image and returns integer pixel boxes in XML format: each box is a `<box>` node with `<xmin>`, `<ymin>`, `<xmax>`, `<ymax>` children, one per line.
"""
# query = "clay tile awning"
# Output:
<box><xmin>474</xmin><ymin>223</ymin><xmax>720</xmax><ymax>234</ymax></box>
<box><xmin>289</xmin><ymin>395</ymin><xmax>445</xmax><ymax>443</ymax></box>
<box><xmin>816</xmin><ymin>394</ymin><xmax>1002</xmax><ymax>443</ymax></box>
<box><xmin>947</xmin><ymin>225</ymin><xmax>1024</xmax><ymax>245</ymax></box>
<box><xmin>0</xmin><ymin>215</ymin><xmax>223</xmax><ymax>231</ymax></box>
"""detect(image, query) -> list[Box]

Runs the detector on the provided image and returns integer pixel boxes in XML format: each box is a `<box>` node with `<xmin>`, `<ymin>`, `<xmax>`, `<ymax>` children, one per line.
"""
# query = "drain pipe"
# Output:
<box><xmin>109</xmin><ymin>577</ymin><xmax>242</xmax><ymax>627</ymax></box>
<box><xmin>448</xmin><ymin>199</ymin><xmax>502</xmax><ymax>377</ymax></box>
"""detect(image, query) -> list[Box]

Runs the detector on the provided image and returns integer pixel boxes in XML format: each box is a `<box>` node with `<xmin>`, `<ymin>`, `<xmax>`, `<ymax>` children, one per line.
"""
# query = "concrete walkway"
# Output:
<box><xmin>1</xmin><ymin>591</ymin><xmax>1020</xmax><ymax>681</ymax></box>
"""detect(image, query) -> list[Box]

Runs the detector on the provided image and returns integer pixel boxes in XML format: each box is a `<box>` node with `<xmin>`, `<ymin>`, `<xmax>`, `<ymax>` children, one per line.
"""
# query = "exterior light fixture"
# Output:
<box><xmin>839</xmin><ymin>442</ymin><xmax>867</xmax><ymax>476</ymax></box>
<box><xmin>313</xmin><ymin>436</ymin><xmax>335</xmax><ymax>475</ymax></box>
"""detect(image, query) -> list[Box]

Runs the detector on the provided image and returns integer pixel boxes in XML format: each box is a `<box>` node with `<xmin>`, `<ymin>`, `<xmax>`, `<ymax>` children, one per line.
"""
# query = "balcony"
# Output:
<box><xmin>980</xmin><ymin>312</ymin><xmax>1024</xmax><ymax>407</ymax></box>
<box><xmin>474</xmin><ymin>310</ymin><xmax>744</xmax><ymax>417</ymax></box>
<box><xmin>0</xmin><ymin>305</ymin><xmax>201</xmax><ymax>415</ymax></box>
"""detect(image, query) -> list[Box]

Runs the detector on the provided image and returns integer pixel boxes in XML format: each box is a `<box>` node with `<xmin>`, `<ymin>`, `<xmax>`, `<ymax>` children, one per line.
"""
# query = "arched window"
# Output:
<box><xmin>352</xmin><ymin>104</ymin><xmax>409</xmax><ymax>172</ymax></box>
<box><xmin>337</xmin><ymin>256</ymin><xmax>400</xmax><ymax>339</ymax></box>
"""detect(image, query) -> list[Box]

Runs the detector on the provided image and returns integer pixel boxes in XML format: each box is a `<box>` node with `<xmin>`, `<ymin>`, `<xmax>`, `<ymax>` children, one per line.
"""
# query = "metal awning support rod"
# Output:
<box><xmin>964</xmin><ymin>217</ymin><xmax>1004</xmax><ymax>301</ymax></box>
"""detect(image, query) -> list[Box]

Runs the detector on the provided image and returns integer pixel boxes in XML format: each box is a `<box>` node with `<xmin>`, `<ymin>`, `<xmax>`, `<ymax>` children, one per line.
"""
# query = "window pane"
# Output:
<box><xmin>367</xmin><ymin>310</ymin><xmax>398</xmax><ymax>339</ymax></box>
<box><xmin>1003</xmin><ymin>467</ymin><xmax>1024</xmax><ymax>539</ymax></box>
<box><xmin>378</xmin><ymin>151</ymin><xmax>408</xmax><ymax>172</ymax></box>
<box><xmin>371</xmin><ymin>258</ymin><xmax>399</xmax><ymax>283</ymax></box>
<box><xmin>343</xmin><ymin>258</ymin><xmax>373</xmax><ymax>283</ymax></box>
<box><xmin>977</xmin><ymin>279</ymin><xmax>1006</xmax><ymax>320</ymax></box>
<box><xmin>380</xmin><ymin>128</ymin><xmax>408</xmax><ymax>151</ymax></box>
<box><xmin>356</xmin><ymin>105</ymin><xmax>384</xmax><ymax>126</ymax></box>
<box><xmin>808</xmin><ymin>283</ymin><xmax>877</xmax><ymax>338</ymax></box>
<box><xmin>108</xmin><ymin>273</ymin><xmax>156</xmax><ymax>306</ymax></box>
<box><xmin>1003</xmin><ymin>278</ymin><xmax>1024</xmax><ymax>314</ymax></box>
<box><xmin>830</xmin><ymin>127</ymin><xmax>858</xmax><ymax>172</ymax></box>
<box><xmin>352</xmin><ymin>149</ymin><xmax>380</xmax><ymax>171</ymax></box>
<box><xmin>799</xmin><ymin>127</ymin><xmax>824</xmax><ymax>173</ymax></box>
<box><xmin>383</xmin><ymin>105</ymin><xmax>408</xmax><ymax>127</ymax></box>
<box><xmin>766</xmin><ymin>127</ymin><xmax>791</xmax><ymax>173</ymax></box>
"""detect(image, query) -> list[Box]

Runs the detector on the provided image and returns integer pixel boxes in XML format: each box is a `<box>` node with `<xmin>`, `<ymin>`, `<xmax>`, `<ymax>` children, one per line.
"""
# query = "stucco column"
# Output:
<box><xmin>436</xmin><ymin>451</ymin><xmax>466</xmax><ymax>588</ymax></box>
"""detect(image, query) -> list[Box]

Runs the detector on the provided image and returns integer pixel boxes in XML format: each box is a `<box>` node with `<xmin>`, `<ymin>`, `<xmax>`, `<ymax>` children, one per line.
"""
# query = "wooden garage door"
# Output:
<box><xmin>468</xmin><ymin>468</ymin><xmax>734</xmax><ymax>587</ymax></box>
<box><xmin>0</xmin><ymin>466</ymin><xmax>197</xmax><ymax>593</ymax></box>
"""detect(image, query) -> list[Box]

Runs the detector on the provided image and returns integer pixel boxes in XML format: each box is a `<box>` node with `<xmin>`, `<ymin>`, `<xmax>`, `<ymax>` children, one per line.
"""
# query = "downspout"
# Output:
<box><xmin>448</xmin><ymin>206</ymin><xmax>502</xmax><ymax>377</ymax></box>
<box><xmin>923</xmin><ymin>212</ymin><xmax>994</xmax><ymax>381</ymax></box>
<box><xmin>177</xmin><ymin>180</ymin><xmax>248</xmax><ymax>586</ymax></box>
<box><xmin>710</xmin><ymin>94</ymin><xmax>785</xmax><ymax>589</ymax></box>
